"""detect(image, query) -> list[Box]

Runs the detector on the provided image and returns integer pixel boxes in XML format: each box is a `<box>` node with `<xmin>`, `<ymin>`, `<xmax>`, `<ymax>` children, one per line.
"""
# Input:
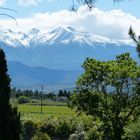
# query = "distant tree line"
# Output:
<box><xmin>11</xmin><ymin>88</ymin><xmax>72</xmax><ymax>99</ymax></box>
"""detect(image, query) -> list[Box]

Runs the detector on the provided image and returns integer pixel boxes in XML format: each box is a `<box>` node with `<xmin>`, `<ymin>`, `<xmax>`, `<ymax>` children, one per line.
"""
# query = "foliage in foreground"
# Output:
<box><xmin>31</xmin><ymin>132</ymin><xmax>51</xmax><ymax>140</ymax></box>
<box><xmin>21</xmin><ymin>114</ymin><xmax>140</xmax><ymax>140</ymax></box>
<box><xmin>21</xmin><ymin>116</ymin><xmax>100</xmax><ymax>140</ymax></box>
<box><xmin>69</xmin><ymin>53</ymin><xmax>140</xmax><ymax>140</ymax></box>
<box><xmin>124</xmin><ymin>117</ymin><xmax>140</xmax><ymax>140</ymax></box>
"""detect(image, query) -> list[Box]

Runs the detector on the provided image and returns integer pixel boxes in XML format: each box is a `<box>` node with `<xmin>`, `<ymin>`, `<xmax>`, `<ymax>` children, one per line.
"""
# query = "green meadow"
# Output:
<box><xmin>18</xmin><ymin>104</ymin><xmax>76</xmax><ymax>120</ymax></box>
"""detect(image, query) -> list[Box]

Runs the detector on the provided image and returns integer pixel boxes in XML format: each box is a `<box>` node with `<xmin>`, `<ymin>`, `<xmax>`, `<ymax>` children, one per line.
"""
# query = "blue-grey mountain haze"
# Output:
<box><xmin>0</xmin><ymin>26</ymin><xmax>138</xmax><ymax>91</ymax></box>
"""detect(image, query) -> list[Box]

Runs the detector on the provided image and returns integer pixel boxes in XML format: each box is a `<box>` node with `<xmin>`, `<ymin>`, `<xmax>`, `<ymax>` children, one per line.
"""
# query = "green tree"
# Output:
<box><xmin>0</xmin><ymin>48</ymin><xmax>21</xmax><ymax>140</ymax></box>
<box><xmin>69</xmin><ymin>53</ymin><xmax>140</xmax><ymax>139</ymax></box>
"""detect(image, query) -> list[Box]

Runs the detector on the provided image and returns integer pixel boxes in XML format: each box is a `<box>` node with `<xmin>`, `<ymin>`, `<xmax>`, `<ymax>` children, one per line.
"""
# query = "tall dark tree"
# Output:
<box><xmin>0</xmin><ymin>48</ymin><xmax>21</xmax><ymax>140</ymax></box>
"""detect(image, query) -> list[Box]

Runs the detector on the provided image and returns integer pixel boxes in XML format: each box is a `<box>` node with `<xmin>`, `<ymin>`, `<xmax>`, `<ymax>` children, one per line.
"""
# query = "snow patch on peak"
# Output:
<box><xmin>66</xmin><ymin>26</ymin><xmax>77</xmax><ymax>32</ymax></box>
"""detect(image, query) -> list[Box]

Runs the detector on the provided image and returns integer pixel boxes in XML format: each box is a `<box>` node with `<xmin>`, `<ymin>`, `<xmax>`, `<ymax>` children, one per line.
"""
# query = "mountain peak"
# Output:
<box><xmin>0</xmin><ymin>26</ymin><xmax>133</xmax><ymax>48</ymax></box>
<box><xmin>28</xmin><ymin>28</ymin><xmax>40</xmax><ymax>35</ymax></box>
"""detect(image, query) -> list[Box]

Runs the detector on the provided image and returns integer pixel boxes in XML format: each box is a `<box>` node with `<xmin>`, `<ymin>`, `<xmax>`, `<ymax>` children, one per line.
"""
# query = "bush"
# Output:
<box><xmin>39</xmin><ymin>117</ymin><xmax>77</xmax><ymax>139</ymax></box>
<box><xmin>39</xmin><ymin>119</ymin><xmax>57</xmax><ymax>137</ymax></box>
<box><xmin>31</xmin><ymin>99</ymin><xmax>37</xmax><ymax>104</ymax></box>
<box><xmin>22</xmin><ymin>116</ymin><xmax>97</xmax><ymax>140</ymax></box>
<box><xmin>31</xmin><ymin>132</ymin><xmax>51</xmax><ymax>140</ymax></box>
<box><xmin>85</xmin><ymin>127</ymin><xmax>102</xmax><ymax>140</ymax></box>
<box><xmin>124</xmin><ymin>118</ymin><xmax>140</xmax><ymax>140</ymax></box>
<box><xmin>69</xmin><ymin>122</ymin><xmax>86</xmax><ymax>140</ymax></box>
<box><xmin>21</xmin><ymin>120</ymin><xmax>37</xmax><ymax>140</ymax></box>
<box><xmin>56</xmin><ymin>120</ymin><xmax>72</xmax><ymax>139</ymax></box>
<box><xmin>17</xmin><ymin>96</ymin><xmax>31</xmax><ymax>104</ymax></box>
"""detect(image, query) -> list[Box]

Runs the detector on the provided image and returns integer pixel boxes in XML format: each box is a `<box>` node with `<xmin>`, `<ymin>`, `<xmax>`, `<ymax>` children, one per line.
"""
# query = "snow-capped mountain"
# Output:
<box><xmin>0</xmin><ymin>26</ymin><xmax>138</xmax><ymax>89</ymax></box>
<box><xmin>0</xmin><ymin>26</ymin><xmax>131</xmax><ymax>48</ymax></box>
<box><xmin>0</xmin><ymin>26</ymin><xmax>138</xmax><ymax>71</ymax></box>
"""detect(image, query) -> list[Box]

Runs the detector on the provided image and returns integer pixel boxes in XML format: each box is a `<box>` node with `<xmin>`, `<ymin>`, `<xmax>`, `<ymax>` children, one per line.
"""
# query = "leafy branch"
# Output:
<box><xmin>129</xmin><ymin>27</ymin><xmax>140</xmax><ymax>57</ymax></box>
<box><xmin>0</xmin><ymin>7</ymin><xmax>17</xmax><ymax>25</ymax></box>
<box><xmin>71</xmin><ymin>0</ymin><xmax>122</xmax><ymax>11</ymax></box>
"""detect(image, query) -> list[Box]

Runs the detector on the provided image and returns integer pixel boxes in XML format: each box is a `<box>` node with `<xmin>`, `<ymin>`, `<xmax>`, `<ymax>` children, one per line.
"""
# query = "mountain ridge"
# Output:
<box><xmin>0</xmin><ymin>26</ymin><xmax>133</xmax><ymax>48</ymax></box>
<box><xmin>8</xmin><ymin>61</ymin><xmax>80</xmax><ymax>90</ymax></box>
<box><xmin>0</xmin><ymin>26</ymin><xmax>138</xmax><ymax>89</ymax></box>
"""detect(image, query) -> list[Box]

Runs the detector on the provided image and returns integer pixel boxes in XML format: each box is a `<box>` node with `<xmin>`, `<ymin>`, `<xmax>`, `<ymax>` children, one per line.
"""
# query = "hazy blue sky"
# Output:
<box><xmin>0</xmin><ymin>0</ymin><xmax>139</xmax><ymax>18</ymax></box>
<box><xmin>0</xmin><ymin>0</ymin><xmax>139</xmax><ymax>40</ymax></box>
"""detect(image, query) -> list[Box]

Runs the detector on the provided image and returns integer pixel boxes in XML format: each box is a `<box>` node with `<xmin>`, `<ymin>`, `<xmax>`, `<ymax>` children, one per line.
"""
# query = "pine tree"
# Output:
<box><xmin>0</xmin><ymin>48</ymin><xmax>21</xmax><ymax>140</ymax></box>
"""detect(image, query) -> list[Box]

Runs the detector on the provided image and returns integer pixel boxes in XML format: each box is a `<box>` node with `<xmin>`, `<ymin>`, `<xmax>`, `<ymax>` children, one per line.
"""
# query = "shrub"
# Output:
<box><xmin>31</xmin><ymin>132</ymin><xmax>51</xmax><ymax>140</ymax></box>
<box><xmin>39</xmin><ymin>117</ymin><xmax>76</xmax><ymax>139</ymax></box>
<box><xmin>124</xmin><ymin>118</ymin><xmax>140</xmax><ymax>140</ymax></box>
<box><xmin>39</xmin><ymin>119</ymin><xmax>57</xmax><ymax>137</ymax></box>
<box><xmin>17</xmin><ymin>96</ymin><xmax>31</xmax><ymax>104</ymax></box>
<box><xmin>21</xmin><ymin>120</ymin><xmax>37</xmax><ymax>140</ymax></box>
<box><xmin>22</xmin><ymin>116</ymin><xmax>97</xmax><ymax>140</ymax></box>
<box><xmin>31</xmin><ymin>99</ymin><xmax>37</xmax><ymax>104</ymax></box>
<box><xmin>56</xmin><ymin>120</ymin><xmax>71</xmax><ymax>139</ymax></box>
<box><xmin>69</xmin><ymin>122</ymin><xmax>86</xmax><ymax>140</ymax></box>
<box><xmin>85</xmin><ymin>127</ymin><xmax>102</xmax><ymax>140</ymax></box>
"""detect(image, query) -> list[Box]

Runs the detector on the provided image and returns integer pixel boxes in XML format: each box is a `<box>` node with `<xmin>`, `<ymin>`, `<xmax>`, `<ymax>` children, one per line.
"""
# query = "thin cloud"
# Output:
<box><xmin>18</xmin><ymin>0</ymin><xmax>42</xmax><ymax>6</ymax></box>
<box><xmin>0</xmin><ymin>6</ymin><xmax>140</xmax><ymax>40</ymax></box>
<box><xmin>0</xmin><ymin>0</ymin><xmax>5</xmax><ymax>6</ymax></box>
<box><xmin>47</xmin><ymin>0</ymin><xmax>57</xmax><ymax>2</ymax></box>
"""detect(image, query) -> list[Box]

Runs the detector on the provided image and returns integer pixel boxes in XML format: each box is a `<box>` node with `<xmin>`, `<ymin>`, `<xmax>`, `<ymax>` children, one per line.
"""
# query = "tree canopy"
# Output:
<box><xmin>69</xmin><ymin>53</ymin><xmax>140</xmax><ymax>139</ymax></box>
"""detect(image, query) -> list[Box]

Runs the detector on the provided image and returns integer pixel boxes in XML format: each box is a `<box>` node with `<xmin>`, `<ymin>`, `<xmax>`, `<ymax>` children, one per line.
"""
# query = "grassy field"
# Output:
<box><xmin>18</xmin><ymin>104</ymin><xmax>76</xmax><ymax>120</ymax></box>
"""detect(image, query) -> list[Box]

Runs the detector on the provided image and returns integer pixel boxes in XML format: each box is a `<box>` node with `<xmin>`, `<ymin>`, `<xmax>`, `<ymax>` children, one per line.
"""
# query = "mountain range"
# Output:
<box><xmin>8</xmin><ymin>61</ymin><xmax>80</xmax><ymax>91</ymax></box>
<box><xmin>0</xmin><ymin>26</ymin><xmax>138</xmax><ymax>90</ymax></box>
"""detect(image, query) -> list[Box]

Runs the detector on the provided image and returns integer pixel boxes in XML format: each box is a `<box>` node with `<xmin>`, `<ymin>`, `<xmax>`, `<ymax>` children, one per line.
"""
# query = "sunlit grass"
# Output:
<box><xmin>18</xmin><ymin>104</ymin><xmax>76</xmax><ymax>121</ymax></box>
